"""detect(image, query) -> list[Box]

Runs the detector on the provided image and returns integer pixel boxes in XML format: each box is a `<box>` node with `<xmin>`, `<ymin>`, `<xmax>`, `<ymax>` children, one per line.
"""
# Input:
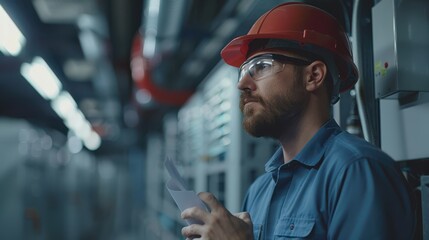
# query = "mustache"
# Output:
<box><xmin>240</xmin><ymin>92</ymin><xmax>264</xmax><ymax>109</ymax></box>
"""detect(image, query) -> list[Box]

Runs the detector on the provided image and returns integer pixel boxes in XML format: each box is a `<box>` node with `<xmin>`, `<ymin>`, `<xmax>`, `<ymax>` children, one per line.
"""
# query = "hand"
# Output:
<box><xmin>181</xmin><ymin>192</ymin><xmax>253</xmax><ymax>240</ymax></box>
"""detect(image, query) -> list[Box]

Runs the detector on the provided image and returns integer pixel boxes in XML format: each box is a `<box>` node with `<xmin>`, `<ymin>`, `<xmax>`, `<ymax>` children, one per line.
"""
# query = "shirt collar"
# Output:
<box><xmin>265</xmin><ymin>119</ymin><xmax>341</xmax><ymax>172</ymax></box>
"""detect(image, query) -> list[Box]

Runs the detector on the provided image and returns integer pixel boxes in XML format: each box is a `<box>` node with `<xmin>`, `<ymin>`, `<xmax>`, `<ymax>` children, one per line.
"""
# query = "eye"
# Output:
<box><xmin>251</xmin><ymin>60</ymin><xmax>273</xmax><ymax>76</ymax></box>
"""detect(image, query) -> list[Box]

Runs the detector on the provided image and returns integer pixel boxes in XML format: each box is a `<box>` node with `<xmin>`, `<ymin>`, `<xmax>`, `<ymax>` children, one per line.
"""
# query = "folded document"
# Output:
<box><xmin>165</xmin><ymin>157</ymin><xmax>209</xmax><ymax>225</ymax></box>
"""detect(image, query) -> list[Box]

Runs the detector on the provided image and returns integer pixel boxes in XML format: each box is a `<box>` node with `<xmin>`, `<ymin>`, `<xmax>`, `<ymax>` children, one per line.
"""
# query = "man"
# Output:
<box><xmin>181</xmin><ymin>2</ymin><xmax>415</xmax><ymax>239</ymax></box>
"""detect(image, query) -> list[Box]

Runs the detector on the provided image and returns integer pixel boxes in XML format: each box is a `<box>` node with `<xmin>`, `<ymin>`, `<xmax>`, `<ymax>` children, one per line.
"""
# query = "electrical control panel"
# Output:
<box><xmin>372</xmin><ymin>0</ymin><xmax>429</xmax><ymax>99</ymax></box>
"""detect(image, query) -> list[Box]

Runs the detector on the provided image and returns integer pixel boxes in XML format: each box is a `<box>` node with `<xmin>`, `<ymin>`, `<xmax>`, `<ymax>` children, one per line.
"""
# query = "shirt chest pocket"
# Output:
<box><xmin>273</xmin><ymin>216</ymin><xmax>315</xmax><ymax>239</ymax></box>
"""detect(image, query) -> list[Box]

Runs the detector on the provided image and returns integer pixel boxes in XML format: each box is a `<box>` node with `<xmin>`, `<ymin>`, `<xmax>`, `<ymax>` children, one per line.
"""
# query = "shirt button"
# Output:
<box><xmin>289</xmin><ymin>224</ymin><xmax>295</xmax><ymax>230</ymax></box>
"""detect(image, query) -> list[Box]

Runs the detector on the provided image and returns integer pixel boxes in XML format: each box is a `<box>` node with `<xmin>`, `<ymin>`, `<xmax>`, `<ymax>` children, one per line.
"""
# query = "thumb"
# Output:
<box><xmin>234</xmin><ymin>212</ymin><xmax>252</xmax><ymax>224</ymax></box>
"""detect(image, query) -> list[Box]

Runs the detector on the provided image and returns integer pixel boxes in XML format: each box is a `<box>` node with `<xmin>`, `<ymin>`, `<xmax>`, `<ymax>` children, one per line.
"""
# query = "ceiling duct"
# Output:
<box><xmin>132</xmin><ymin>0</ymin><xmax>193</xmax><ymax>107</ymax></box>
<box><xmin>141</xmin><ymin>0</ymin><xmax>189</xmax><ymax>60</ymax></box>
<box><xmin>130</xmin><ymin>32</ymin><xmax>193</xmax><ymax>107</ymax></box>
<box><xmin>134</xmin><ymin>0</ymin><xmax>291</xmax><ymax>108</ymax></box>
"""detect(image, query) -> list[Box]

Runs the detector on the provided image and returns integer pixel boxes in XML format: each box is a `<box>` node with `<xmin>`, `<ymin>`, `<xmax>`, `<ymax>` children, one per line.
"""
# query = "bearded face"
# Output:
<box><xmin>239</xmin><ymin>69</ymin><xmax>308</xmax><ymax>138</ymax></box>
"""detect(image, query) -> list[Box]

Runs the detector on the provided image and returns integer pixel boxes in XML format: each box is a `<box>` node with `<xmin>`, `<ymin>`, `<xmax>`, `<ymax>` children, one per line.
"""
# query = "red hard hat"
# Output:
<box><xmin>221</xmin><ymin>2</ymin><xmax>358</xmax><ymax>93</ymax></box>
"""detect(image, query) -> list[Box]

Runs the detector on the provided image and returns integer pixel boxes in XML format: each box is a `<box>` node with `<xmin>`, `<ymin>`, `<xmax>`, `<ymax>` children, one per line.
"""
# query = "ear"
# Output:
<box><xmin>304</xmin><ymin>60</ymin><xmax>327</xmax><ymax>92</ymax></box>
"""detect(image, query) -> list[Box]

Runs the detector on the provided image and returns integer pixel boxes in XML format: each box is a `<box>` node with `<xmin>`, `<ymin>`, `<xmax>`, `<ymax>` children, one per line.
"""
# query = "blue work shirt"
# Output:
<box><xmin>243</xmin><ymin>119</ymin><xmax>415</xmax><ymax>240</ymax></box>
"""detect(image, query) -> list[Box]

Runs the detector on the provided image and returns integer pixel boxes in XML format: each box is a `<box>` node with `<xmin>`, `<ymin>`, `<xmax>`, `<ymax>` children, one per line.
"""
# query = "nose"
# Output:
<box><xmin>237</xmin><ymin>71</ymin><xmax>256</xmax><ymax>91</ymax></box>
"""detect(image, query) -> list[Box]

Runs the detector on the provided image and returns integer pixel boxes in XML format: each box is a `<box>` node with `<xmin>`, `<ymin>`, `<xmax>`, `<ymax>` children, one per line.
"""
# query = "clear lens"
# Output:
<box><xmin>239</xmin><ymin>57</ymin><xmax>283</xmax><ymax>82</ymax></box>
<box><xmin>238</xmin><ymin>54</ymin><xmax>312</xmax><ymax>82</ymax></box>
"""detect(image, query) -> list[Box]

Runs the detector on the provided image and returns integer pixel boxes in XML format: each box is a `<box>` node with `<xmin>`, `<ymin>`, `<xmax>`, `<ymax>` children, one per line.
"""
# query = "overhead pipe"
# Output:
<box><xmin>130</xmin><ymin>32</ymin><xmax>193</xmax><ymax>107</ymax></box>
<box><xmin>141</xmin><ymin>0</ymin><xmax>189</xmax><ymax>60</ymax></box>
<box><xmin>352</xmin><ymin>0</ymin><xmax>380</xmax><ymax>146</ymax></box>
<box><xmin>129</xmin><ymin>0</ymin><xmax>195</xmax><ymax>107</ymax></box>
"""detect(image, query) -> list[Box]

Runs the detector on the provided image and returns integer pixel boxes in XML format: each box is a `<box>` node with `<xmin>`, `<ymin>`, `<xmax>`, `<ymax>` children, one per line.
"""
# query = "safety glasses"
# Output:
<box><xmin>238</xmin><ymin>54</ymin><xmax>312</xmax><ymax>82</ymax></box>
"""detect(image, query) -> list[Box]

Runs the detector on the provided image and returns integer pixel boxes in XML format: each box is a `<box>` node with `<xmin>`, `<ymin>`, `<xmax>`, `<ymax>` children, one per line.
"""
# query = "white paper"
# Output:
<box><xmin>165</xmin><ymin>157</ymin><xmax>209</xmax><ymax>225</ymax></box>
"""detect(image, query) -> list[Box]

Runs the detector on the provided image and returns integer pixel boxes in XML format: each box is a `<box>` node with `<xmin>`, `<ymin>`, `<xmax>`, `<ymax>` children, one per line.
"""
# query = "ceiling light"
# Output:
<box><xmin>0</xmin><ymin>5</ymin><xmax>26</xmax><ymax>56</ymax></box>
<box><xmin>142</xmin><ymin>35</ymin><xmax>157</xmax><ymax>58</ymax></box>
<box><xmin>83</xmin><ymin>131</ymin><xmax>101</xmax><ymax>150</ymax></box>
<box><xmin>74</xmin><ymin>120</ymin><xmax>92</xmax><ymax>140</ymax></box>
<box><xmin>146</xmin><ymin>0</ymin><xmax>161</xmax><ymax>30</ymax></box>
<box><xmin>21</xmin><ymin>57</ymin><xmax>63</xmax><ymax>100</ymax></box>
<box><xmin>51</xmin><ymin>90</ymin><xmax>101</xmax><ymax>151</ymax></box>
<box><xmin>51</xmin><ymin>91</ymin><xmax>78</xmax><ymax>119</ymax></box>
<box><xmin>64</xmin><ymin>110</ymin><xmax>86</xmax><ymax>133</ymax></box>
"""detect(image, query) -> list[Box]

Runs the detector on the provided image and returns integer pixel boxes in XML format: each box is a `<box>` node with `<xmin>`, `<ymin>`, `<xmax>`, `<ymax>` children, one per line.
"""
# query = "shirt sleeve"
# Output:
<box><xmin>241</xmin><ymin>190</ymin><xmax>250</xmax><ymax>212</ymax></box>
<box><xmin>327</xmin><ymin>157</ymin><xmax>416</xmax><ymax>240</ymax></box>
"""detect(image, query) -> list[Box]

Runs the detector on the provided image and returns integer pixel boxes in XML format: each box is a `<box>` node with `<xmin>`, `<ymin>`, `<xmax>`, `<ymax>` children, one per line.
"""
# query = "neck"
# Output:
<box><xmin>278</xmin><ymin>101</ymin><xmax>329</xmax><ymax>163</ymax></box>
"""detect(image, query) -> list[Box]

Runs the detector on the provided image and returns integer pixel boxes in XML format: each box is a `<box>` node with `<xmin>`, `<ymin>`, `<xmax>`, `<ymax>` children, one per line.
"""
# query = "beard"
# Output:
<box><xmin>239</xmin><ymin>75</ymin><xmax>308</xmax><ymax>139</ymax></box>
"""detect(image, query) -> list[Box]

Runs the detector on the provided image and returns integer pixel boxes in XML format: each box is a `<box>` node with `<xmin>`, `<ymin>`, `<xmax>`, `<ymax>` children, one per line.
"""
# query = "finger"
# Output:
<box><xmin>198</xmin><ymin>192</ymin><xmax>221</xmax><ymax>211</ymax></box>
<box><xmin>182</xmin><ymin>224</ymin><xmax>203</xmax><ymax>238</ymax></box>
<box><xmin>182</xmin><ymin>206</ymin><xmax>210</xmax><ymax>223</ymax></box>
